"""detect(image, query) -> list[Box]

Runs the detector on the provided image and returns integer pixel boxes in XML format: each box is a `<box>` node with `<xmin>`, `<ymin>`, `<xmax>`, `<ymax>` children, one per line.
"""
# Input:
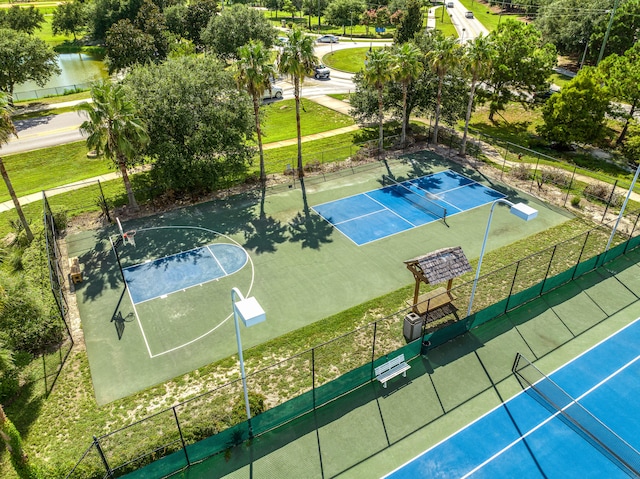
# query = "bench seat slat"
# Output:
<box><xmin>375</xmin><ymin>354</ymin><xmax>410</xmax><ymax>388</ymax></box>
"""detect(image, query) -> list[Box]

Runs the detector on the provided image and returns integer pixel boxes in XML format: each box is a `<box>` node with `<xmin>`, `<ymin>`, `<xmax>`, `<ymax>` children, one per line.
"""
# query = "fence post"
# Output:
<box><xmin>601</xmin><ymin>180</ymin><xmax>618</xmax><ymax>223</ymax></box>
<box><xmin>370</xmin><ymin>322</ymin><xmax>377</xmax><ymax>379</ymax></box>
<box><xmin>312</xmin><ymin>348</ymin><xmax>316</xmax><ymax>409</ymax></box>
<box><xmin>572</xmin><ymin>231</ymin><xmax>591</xmax><ymax>280</ymax></box>
<box><xmin>529</xmin><ymin>155</ymin><xmax>540</xmax><ymax>192</ymax></box>
<box><xmin>93</xmin><ymin>436</ymin><xmax>114</xmax><ymax>479</ymax></box>
<box><xmin>564</xmin><ymin>166</ymin><xmax>577</xmax><ymax>207</ymax></box>
<box><xmin>539</xmin><ymin>245</ymin><xmax>557</xmax><ymax>294</ymax></box>
<box><xmin>173</xmin><ymin>407</ymin><xmax>191</xmax><ymax>466</ymax></box>
<box><xmin>505</xmin><ymin>261</ymin><xmax>520</xmax><ymax>312</ymax></box>
<box><xmin>623</xmin><ymin>211</ymin><xmax>640</xmax><ymax>254</ymax></box>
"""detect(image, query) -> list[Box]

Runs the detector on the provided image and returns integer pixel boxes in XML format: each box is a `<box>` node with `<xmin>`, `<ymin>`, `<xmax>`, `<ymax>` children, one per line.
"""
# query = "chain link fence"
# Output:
<box><xmin>64</xmin><ymin>203</ymin><xmax>640</xmax><ymax>478</ymax></box>
<box><xmin>13</xmin><ymin>82</ymin><xmax>94</xmax><ymax>103</ymax></box>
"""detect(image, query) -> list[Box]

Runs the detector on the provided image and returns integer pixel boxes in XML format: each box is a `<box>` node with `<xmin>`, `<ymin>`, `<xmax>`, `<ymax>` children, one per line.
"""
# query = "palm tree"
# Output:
<box><xmin>277</xmin><ymin>28</ymin><xmax>317</xmax><ymax>178</ymax></box>
<box><xmin>236</xmin><ymin>40</ymin><xmax>276</xmax><ymax>185</ymax></box>
<box><xmin>392</xmin><ymin>42</ymin><xmax>423</xmax><ymax>147</ymax></box>
<box><xmin>427</xmin><ymin>34</ymin><xmax>462</xmax><ymax>145</ymax></box>
<box><xmin>460</xmin><ymin>34</ymin><xmax>493</xmax><ymax>156</ymax></box>
<box><xmin>363</xmin><ymin>48</ymin><xmax>393</xmax><ymax>151</ymax></box>
<box><xmin>78</xmin><ymin>81</ymin><xmax>149</xmax><ymax>210</ymax></box>
<box><xmin>0</xmin><ymin>93</ymin><xmax>33</xmax><ymax>242</ymax></box>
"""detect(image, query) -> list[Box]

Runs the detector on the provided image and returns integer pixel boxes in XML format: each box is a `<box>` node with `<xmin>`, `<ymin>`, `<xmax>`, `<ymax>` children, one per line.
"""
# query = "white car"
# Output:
<box><xmin>317</xmin><ymin>35</ymin><xmax>339</xmax><ymax>44</ymax></box>
<box><xmin>262</xmin><ymin>85</ymin><xmax>283</xmax><ymax>100</ymax></box>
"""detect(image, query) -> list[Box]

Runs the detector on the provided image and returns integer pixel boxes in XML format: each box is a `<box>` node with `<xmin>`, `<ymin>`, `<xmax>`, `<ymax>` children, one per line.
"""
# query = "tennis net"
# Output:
<box><xmin>382</xmin><ymin>175</ymin><xmax>447</xmax><ymax>223</ymax></box>
<box><xmin>512</xmin><ymin>353</ymin><xmax>640</xmax><ymax>476</ymax></box>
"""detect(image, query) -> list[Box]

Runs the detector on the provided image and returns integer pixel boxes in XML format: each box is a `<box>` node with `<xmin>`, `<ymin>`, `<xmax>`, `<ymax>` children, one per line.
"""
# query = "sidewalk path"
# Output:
<box><xmin>0</xmin><ymin>96</ymin><xmax>360</xmax><ymax>213</ymax></box>
<box><xmin>5</xmin><ymin>94</ymin><xmax>635</xmax><ymax>214</ymax></box>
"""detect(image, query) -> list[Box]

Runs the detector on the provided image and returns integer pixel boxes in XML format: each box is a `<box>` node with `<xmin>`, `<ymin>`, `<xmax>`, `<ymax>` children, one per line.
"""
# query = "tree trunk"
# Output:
<box><xmin>432</xmin><ymin>77</ymin><xmax>443</xmax><ymax>144</ymax></box>
<box><xmin>616</xmin><ymin>98</ymin><xmax>638</xmax><ymax>146</ymax></box>
<box><xmin>460</xmin><ymin>74</ymin><xmax>478</xmax><ymax>156</ymax></box>
<box><xmin>118</xmin><ymin>155</ymin><xmax>138</xmax><ymax>209</ymax></box>
<box><xmin>253</xmin><ymin>96</ymin><xmax>266</xmax><ymax>184</ymax></box>
<box><xmin>401</xmin><ymin>83</ymin><xmax>409</xmax><ymax>147</ymax></box>
<box><xmin>294</xmin><ymin>78</ymin><xmax>304</xmax><ymax>178</ymax></box>
<box><xmin>0</xmin><ymin>157</ymin><xmax>33</xmax><ymax>242</ymax></box>
<box><xmin>377</xmin><ymin>85</ymin><xmax>384</xmax><ymax>151</ymax></box>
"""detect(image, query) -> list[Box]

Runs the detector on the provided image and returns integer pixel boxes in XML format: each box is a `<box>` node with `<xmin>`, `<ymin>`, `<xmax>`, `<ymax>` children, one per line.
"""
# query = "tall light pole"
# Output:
<box><xmin>597</xmin><ymin>0</ymin><xmax>620</xmax><ymax>65</ymax></box>
<box><xmin>231</xmin><ymin>287</ymin><xmax>266</xmax><ymax>437</ymax></box>
<box><xmin>466</xmin><ymin>199</ymin><xmax>538</xmax><ymax>317</ymax></box>
<box><xmin>604</xmin><ymin>163</ymin><xmax>640</xmax><ymax>253</ymax></box>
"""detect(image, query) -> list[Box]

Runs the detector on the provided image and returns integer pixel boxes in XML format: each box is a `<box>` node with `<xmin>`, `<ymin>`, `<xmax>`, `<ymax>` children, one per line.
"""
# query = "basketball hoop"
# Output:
<box><xmin>123</xmin><ymin>230</ymin><xmax>136</xmax><ymax>247</ymax></box>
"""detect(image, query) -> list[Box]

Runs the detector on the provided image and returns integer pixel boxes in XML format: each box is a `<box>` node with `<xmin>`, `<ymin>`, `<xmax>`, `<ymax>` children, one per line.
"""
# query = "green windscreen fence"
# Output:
<box><xmin>252</xmin><ymin>390</ymin><xmax>315</xmax><ymax>435</ymax></box>
<box><xmin>186</xmin><ymin>422</ymin><xmax>246</xmax><ymax>463</ymax></box>
<box><xmin>314</xmin><ymin>363</ymin><xmax>372</xmax><ymax>407</ymax></box>
<box><xmin>541</xmin><ymin>268</ymin><xmax>574</xmax><ymax>295</ymax></box>
<box><xmin>112</xmin><ymin>236</ymin><xmax>639</xmax><ymax>479</ymax></box>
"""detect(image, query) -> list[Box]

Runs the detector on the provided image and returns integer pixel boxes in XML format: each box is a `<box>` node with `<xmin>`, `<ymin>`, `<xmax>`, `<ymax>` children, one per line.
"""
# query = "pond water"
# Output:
<box><xmin>14</xmin><ymin>53</ymin><xmax>108</xmax><ymax>96</ymax></box>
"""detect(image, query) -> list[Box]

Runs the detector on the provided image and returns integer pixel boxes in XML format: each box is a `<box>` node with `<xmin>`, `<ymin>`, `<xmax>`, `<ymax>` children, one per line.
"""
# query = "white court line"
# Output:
<box><xmin>118</xmin><ymin>225</ymin><xmax>255</xmax><ymax>359</ymax></box>
<box><xmin>126</xmin><ymin>244</ymin><xmax>249</xmax><ymax>305</ymax></box>
<box><xmin>384</xmin><ymin>316</ymin><xmax>640</xmax><ymax>478</ymax></box>
<box><xmin>461</xmin><ymin>353</ymin><xmax>640</xmax><ymax>478</ymax></box>
<box><xmin>128</xmin><ymin>286</ymin><xmax>154</xmax><ymax>358</ymax></box>
<box><xmin>364</xmin><ymin>192</ymin><xmax>422</xmax><ymax>227</ymax></box>
<box><xmin>206</xmin><ymin>244</ymin><xmax>228</xmax><ymax>276</ymax></box>
<box><xmin>331</xmin><ymin>206</ymin><xmax>387</xmax><ymax>226</ymax></box>
<box><xmin>111</xmin><ymin>234</ymin><xmax>154</xmax><ymax>358</ymax></box>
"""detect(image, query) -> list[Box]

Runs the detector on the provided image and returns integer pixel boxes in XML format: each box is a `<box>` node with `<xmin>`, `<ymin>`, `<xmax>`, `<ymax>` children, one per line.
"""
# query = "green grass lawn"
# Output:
<box><xmin>13</xmin><ymin>91</ymin><xmax>91</xmax><ymax>109</ymax></box>
<box><xmin>435</xmin><ymin>6</ymin><xmax>459</xmax><ymax>38</ymax></box>
<box><xmin>0</xmin><ymin>142</ymin><xmax>111</xmax><ymax>203</ymax></box>
<box><xmin>323</xmin><ymin>46</ymin><xmax>383</xmax><ymax>73</ymax></box>
<box><xmin>459</xmin><ymin>0</ymin><xmax>502</xmax><ymax>31</ymax></box>
<box><xmin>260</xmin><ymin>98</ymin><xmax>354</xmax><ymax>143</ymax></box>
<box><xmin>36</xmin><ymin>11</ymin><xmax>75</xmax><ymax>46</ymax></box>
<box><xmin>0</xmin><ymin>101</ymin><xmax>354</xmax><ymax>204</ymax></box>
<box><xmin>549</xmin><ymin>72</ymin><xmax>574</xmax><ymax>88</ymax></box>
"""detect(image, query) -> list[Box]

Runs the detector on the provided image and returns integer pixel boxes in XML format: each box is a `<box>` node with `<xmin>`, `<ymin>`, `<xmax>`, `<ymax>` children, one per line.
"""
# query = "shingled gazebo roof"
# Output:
<box><xmin>404</xmin><ymin>246</ymin><xmax>472</xmax><ymax>285</ymax></box>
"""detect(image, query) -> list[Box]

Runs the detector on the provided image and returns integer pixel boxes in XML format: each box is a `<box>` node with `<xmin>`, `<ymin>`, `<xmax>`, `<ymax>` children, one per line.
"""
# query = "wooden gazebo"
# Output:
<box><xmin>404</xmin><ymin>246</ymin><xmax>472</xmax><ymax>317</ymax></box>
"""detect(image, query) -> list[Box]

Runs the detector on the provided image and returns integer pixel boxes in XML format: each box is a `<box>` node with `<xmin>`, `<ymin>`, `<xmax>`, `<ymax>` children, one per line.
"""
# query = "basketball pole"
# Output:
<box><xmin>110</xmin><ymin>236</ymin><xmax>126</xmax><ymax>285</ymax></box>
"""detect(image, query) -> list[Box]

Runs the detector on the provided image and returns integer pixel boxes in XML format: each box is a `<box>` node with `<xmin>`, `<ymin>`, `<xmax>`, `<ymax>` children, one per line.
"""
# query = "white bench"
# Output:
<box><xmin>375</xmin><ymin>354</ymin><xmax>411</xmax><ymax>388</ymax></box>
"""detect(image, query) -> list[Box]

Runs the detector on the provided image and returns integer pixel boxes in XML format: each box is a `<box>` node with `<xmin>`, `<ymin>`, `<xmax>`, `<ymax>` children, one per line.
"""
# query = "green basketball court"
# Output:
<box><xmin>67</xmin><ymin>152</ymin><xmax>573</xmax><ymax>404</ymax></box>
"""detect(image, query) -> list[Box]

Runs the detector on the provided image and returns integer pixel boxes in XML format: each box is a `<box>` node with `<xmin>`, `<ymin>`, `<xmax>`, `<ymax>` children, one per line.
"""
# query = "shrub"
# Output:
<box><xmin>230</xmin><ymin>392</ymin><xmax>266</xmax><ymax>425</ymax></box>
<box><xmin>0</xmin><ymin>272</ymin><xmax>63</xmax><ymax>354</ymax></box>
<box><xmin>541</xmin><ymin>168</ymin><xmax>569</xmax><ymax>187</ymax></box>
<box><xmin>571</xmin><ymin>195</ymin><xmax>581</xmax><ymax>208</ymax></box>
<box><xmin>510</xmin><ymin>164</ymin><xmax>530</xmax><ymax>181</ymax></box>
<box><xmin>583</xmin><ymin>182</ymin><xmax>622</xmax><ymax>206</ymax></box>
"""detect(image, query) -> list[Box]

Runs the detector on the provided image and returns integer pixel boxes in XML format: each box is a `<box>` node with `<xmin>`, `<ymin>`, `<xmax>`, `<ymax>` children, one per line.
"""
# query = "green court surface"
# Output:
<box><xmin>170</xmin><ymin>248</ymin><xmax>640</xmax><ymax>479</ymax></box>
<box><xmin>68</xmin><ymin>151</ymin><xmax>573</xmax><ymax>404</ymax></box>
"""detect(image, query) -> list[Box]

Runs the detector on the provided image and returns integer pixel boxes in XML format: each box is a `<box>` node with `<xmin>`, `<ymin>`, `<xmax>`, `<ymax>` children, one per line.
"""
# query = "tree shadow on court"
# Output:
<box><xmin>242</xmin><ymin>185</ymin><xmax>289</xmax><ymax>254</ymax></box>
<box><xmin>77</xmin><ymin>232</ymin><xmax>127</xmax><ymax>303</ymax></box>
<box><xmin>288</xmin><ymin>179</ymin><xmax>334</xmax><ymax>249</ymax></box>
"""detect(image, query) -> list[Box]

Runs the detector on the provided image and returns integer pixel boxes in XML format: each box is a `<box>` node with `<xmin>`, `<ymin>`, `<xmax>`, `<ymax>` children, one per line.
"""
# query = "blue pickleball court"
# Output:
<box><xmin>312</xmin><ymin>170</ymin><xmax>505</xmax><ymax>245</ymax></box>
<box><xmin>123</xmin><ymin>243</ymin><xmax>248</xmax><ymax>304</ymax></box>
<box><xmin>385</xmin><ymin>318</ymin><xmax>640</xmax><ymax>478</ymax></box>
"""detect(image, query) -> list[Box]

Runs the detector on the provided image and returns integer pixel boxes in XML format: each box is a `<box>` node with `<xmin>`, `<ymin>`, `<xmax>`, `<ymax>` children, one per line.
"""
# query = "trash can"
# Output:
<box><xmin>403</xmin><ymin>313</ymin><xmax>423</xmax><ymax>341</ymax></box>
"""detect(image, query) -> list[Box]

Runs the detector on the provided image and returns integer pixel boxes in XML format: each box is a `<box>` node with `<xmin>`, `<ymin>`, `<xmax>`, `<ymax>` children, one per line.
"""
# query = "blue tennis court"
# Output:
<box><xmin>123</xmin><ymin>243</ymin><xmax>248</xmax><ymax>304</ymax></box>
<box><xmin>385</xmin><ymin>318</ymin><xmax>640</xmax><ymax>478</ymax></box>
<box><xmin>312</xmin><ymin>170</ymin><xmax>505</xmax><ymax>245</ymax></box>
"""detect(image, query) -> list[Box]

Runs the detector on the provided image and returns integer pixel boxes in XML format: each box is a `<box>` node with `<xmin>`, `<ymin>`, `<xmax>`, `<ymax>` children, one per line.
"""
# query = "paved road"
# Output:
<box><xmin>5</xmin><ymin>41</ymin><xmax>370</xmax><ymax>155</ymax></box>
<box><xmin>447</xmin><ymin>0</ymin><xmax>489</xmax><ymax>41</ymax></box>
<box><xmin>0</xmin><ymin>94</ymin><xmax>357</xmax><ymax>212</ymax></box>
<box><xmin>6</xmin><ymin>108</ymin><xmax>87</xmax><ymax>154</ymax></box>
